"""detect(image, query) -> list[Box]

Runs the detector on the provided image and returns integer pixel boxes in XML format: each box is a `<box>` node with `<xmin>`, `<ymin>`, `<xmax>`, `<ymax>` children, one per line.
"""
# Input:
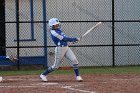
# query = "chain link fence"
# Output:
<box><xmin>0</xmin><ymin>0</ymin><xmax>140</xmax><ymax>69</ymax></box>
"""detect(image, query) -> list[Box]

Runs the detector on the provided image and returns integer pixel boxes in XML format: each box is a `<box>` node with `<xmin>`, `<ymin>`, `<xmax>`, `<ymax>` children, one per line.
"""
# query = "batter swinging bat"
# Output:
<box><xmin>80</xmin><ymin>22</ymin><xmax>102</xmax><ymax>39</ymax></box>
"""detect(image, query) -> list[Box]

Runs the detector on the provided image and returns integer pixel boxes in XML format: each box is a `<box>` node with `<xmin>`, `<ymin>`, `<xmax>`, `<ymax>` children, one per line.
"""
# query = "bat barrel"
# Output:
<box><xmin>81</xmin><ymin>22</ymin><xmax>102</xmax><ymax>39</ymax></box>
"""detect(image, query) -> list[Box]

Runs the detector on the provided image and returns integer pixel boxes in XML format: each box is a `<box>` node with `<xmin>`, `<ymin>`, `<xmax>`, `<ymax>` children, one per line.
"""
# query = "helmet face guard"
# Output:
<box><xmin>49</xmin><ymin>18</ymin><xmax>60</xmax><ymax>29</ymax></box>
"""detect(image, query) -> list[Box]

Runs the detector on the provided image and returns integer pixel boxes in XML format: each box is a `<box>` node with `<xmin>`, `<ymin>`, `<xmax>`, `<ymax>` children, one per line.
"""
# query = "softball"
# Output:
<box><xmin>0</xmin><ymin>76</ymin><xmax>3</xmax><ymax>82</ymax></box>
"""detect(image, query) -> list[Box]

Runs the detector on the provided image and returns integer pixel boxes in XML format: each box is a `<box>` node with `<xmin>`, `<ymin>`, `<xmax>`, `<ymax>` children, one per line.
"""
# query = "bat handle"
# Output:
<box><xmin>72</xmin><ymin>37</ymin><xmax>81</xmax><ymax>44</ymax></box>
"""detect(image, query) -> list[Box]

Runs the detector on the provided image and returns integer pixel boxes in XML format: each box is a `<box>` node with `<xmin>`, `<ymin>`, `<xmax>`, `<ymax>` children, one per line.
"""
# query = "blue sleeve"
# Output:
<box><xmin>62</xmin><ymin>36</ymin><xmax>78</xmax><ymax>42</ymax></box>
<box><xmin>61</xmin><ymin>32</ymin><xmax>78</xmax><ymax>42</ymax></box>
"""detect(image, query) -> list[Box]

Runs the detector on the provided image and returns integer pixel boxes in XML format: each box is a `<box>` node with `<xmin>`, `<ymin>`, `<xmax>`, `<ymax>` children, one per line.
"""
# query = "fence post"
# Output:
<box><xmin>0</xmin><ymin>0</ymin><xmax>6</xmax><ymax>56</ymax></box>
<box><xmin>112</xmin><ymin>0</ymin><xmax>115</xmax><ymax>67</ymax></box>
<box><xmin>42</xmin><ymin>0</ymin><xmax>48</xmax><ymax>67</ymax></box>
<box><xmin>15</xmin><ymin>0</ymin><xmax>20</xmax><ymax>70</ymax></box>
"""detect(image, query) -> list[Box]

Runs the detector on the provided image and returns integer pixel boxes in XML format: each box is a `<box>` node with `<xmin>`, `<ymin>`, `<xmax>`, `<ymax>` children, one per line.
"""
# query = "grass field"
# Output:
<box><xmin>1</xmin><ymin>66</ymin><xmax>140</xmax><ymax>76</ymax></box>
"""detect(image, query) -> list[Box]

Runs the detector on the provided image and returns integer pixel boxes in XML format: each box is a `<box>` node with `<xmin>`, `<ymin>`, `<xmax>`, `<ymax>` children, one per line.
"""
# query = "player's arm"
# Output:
<box><xmin>62</xmin><ymin>35</ymin><xmax>79</xmax><ymax>42</ymax></box>
<box><xmin>51</xmin><ymin>30</ymin><xmax>78</xmax><ymax>42</ymax></box>
<box><xmin>61</xmin><ymin>32</ymin><xmax>80</xmax><ymax>42</ymax></box>
<box><xmin>51</xmin><ymin>30</ymin><xmax>64</xmax><ymax>40</ymax></box>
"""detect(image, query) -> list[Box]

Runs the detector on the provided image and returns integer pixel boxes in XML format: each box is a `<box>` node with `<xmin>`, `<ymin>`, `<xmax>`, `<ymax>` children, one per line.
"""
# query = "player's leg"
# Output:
<box><xmin>40</xmin><ymin>47</ymin><xmax>67</xmax><ymax>81</ymax></box>
<box><xmin>65</xmin><ymin>47</ymin><xmax>83</xmax><ymax>81</ymax></box>
<box><xmin>42</xmin><ymin>47</ymin><xmax>66</xmax><ymax>75</ymax></box>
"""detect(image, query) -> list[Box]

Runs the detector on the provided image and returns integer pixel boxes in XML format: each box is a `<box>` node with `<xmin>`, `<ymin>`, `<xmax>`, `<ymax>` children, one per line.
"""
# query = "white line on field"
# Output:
<box><xmin>31</xmin><ymin>82</ymin><xmax>58</xmax><ymax>86</ymax></box>
<box><xmin>2</xmin><ymin>78</ymin><xmax>96</xmax><ymax>93</ymax></box>
<box><xmin>112</xmin><ymin>78</ymin><xmax>140</xmax><ymax>81</ymax></box>
<box><xmin>61</xmin><ymin>85</ymin><xmax>96</xmax><ymax>93</ymax></box>
<box><xmin>5</xmin><ymin>78</ymin><xmax>39</xmax><ymax>81</ymax></box>
<box><xmin>0</xmin><ymin>82</ymin><xmax>58</xmax><ymax>88</ymax></box>
<box><xmin>0</xmin><ymin>86</ymin><xmax>46</xmax><ymax>88</ymax></box>
<box><xmin>112</xmin><ymin>79</ymin><xmax>130</xmax><ymax>81</ymax></box>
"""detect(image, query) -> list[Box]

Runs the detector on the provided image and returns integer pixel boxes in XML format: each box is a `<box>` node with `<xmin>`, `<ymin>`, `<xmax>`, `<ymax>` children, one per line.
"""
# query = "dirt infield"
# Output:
<box><xmin>0</xmin><ymin>74</ymin><xmax>140</xmax><ymax>93</ymax></box>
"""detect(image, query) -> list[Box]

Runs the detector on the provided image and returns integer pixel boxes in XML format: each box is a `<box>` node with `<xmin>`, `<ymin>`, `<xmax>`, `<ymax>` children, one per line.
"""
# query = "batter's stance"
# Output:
<box><xmin>40</xmin><ymin>18</ymin><xmax>83</xmax><ymax>82</ymax></box>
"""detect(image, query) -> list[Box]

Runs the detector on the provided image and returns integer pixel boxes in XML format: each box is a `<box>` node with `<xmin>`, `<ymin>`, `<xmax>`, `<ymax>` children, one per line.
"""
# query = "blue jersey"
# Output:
<box><xmin>50</xmin><ymin>28</ymin><xmax>77</xmax><ymax>46</ymax></box>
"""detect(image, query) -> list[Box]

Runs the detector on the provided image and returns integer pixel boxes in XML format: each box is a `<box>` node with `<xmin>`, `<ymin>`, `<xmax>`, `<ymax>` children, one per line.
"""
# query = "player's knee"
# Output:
<box><xmin>72</xmin><ymin>59</ymin><xmax>79</xmax><ymax>64</ymax></box>
<box><xmin>51</xmin><ymin>65</ymin><xmax>59</xmax><ymax>70</ymax></box>
<box><xmin>72</xmin><ymin>64</ymin><xmax>79</xmax><ymax>69</ymax></box>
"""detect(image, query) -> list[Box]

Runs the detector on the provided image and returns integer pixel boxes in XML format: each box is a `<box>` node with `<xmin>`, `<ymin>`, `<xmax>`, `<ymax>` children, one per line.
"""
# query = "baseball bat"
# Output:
<box><xmin>80</xmin><ymin>22</ymin><xmax>102</xmax><ymax>39</ymax></box>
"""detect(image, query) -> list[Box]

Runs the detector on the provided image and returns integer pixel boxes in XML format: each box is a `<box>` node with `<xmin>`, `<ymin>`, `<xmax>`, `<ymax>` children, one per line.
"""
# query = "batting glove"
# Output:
<box><xmin>76</xmin><ymin>37</ymin><xmax>80</xmax><ymax>41</ymax></box>
<box><xmin>72</xmin><ymin>38</ymin><xmax>80</xmax><ymax>44</ymax></box>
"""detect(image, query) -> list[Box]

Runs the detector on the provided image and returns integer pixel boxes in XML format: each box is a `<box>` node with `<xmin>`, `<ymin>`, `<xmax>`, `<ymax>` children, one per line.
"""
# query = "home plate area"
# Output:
<box><xmin>0</xmin><ymin>74</ymin><xmax>140</xmax><ymax>93</ymax></box>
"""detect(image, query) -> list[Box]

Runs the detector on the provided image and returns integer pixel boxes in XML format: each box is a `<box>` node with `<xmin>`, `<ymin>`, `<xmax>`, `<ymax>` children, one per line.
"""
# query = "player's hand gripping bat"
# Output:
<box><xmin>80</xmin><ymin>22</ymin><xmax>102</xmax><ymax>39</ymax></box>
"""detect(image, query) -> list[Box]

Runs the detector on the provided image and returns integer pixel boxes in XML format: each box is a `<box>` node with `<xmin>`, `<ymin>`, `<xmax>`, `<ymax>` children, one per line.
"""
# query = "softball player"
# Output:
<box><xmin>40</xmin><ymin>18</ymin><xmax>83</xmax><ymax>82</ymax></box>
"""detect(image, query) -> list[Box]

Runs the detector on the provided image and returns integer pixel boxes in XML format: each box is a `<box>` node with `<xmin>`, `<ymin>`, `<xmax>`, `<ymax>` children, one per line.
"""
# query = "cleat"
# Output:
<box><xmin>40</xmin><ymin>74</ymin><xmax>48</xmax><ymax>82</ymax></box>
<box><xmin>76</xmin><ymin>76</ymin><xmax>83</xmax><ymax>82</ymax></box>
